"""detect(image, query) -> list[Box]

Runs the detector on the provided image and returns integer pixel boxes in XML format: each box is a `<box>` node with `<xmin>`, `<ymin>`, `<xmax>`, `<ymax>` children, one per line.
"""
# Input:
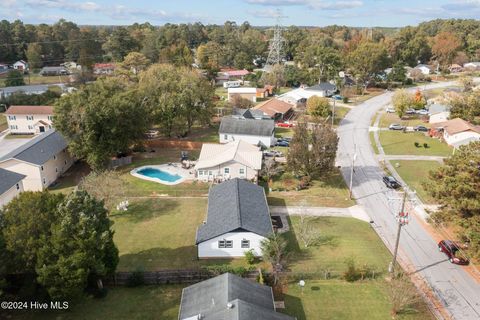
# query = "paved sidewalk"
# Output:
<box><xmin>269</xmin><ymin>205</ymin><xmax>371</xmax><ymax>223</ymax></box>
<box><xmin>377</xmin><ymin>154</ymin><xmax>446</xmax><ymax>163</ymax></box>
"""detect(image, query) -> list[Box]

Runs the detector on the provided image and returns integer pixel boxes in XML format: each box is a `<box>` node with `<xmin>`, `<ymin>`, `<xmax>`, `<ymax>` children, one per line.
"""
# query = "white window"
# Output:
<box><xmin>241</xmin><ymin>239</ymin><xmax>250</xmax><ymax>248</ymax></box>
<box><xmin>26</xmin><ymin>115</ymin><xmax>33</xmax><ymax>121</ymax></box>
<box><xmin>208</xmin><ymin>170</ymin><xmax>213</xmax><ymax>176</ymax></box>
<box><xmin>53</xmin><ymin>155</ymin><xmax>56</xmax><ymax>160</ymax></box>
<box><xmin>41</xmin><ymin>166</ymin><xmax>44</xmax><ymax>171</ymax></box>
<box><xmin>218</xmin><ymin>240</ymin><xmax>233</xmax><ymax>248</ymax></box>
<box><xmin>28</xmin><ymin>125</ymin><xmax>33</xmax><ymax>130</ymax></box>
<box><xmin>239</xmin><ymin>168</ymin><xmax>245</xmax><ymax>175</ymax></box>
<box><xmin>55</xmin><ymin>167</ymin><xmax>58</xmax><ymax>173</ymax></box>
<box><xmin>64</xmin><ymin>160</ymin><xmax>67</xmax><ymax>165</ymax></box>
<box><xmin>218</xmin><ymin>240</ymin><xmax>226</xmax><ymax>248</ymax></box>
<box><xmin>16</xmin><ymin>183</ymin><xmax>20</xmax><ymax>190</ymax></box>
<box><xmin>48</xmin><ymin>116</ymin><xmax>54</xmax><ymax>121</ymax></box>
<box><xmin>10</xmin><ymin>125</ymin><xmax>17</xmax><ymax>130</ymax></box>
<box><xmin>224</xmin><ymin>168</ymin><xmax>230</xmax><ymax>174</ymax></box>
<box><xmin>224</xmin><ymin>134</ymin><xmax>228</xmax><ymax>140</ymax></box>
<box><xmin>8</xmin><ymin>115</ymin><xmax>16</xmax><ymax>121</ymax></box>
<box><xmin>43</xmin><ymin>178</ymin><xmax>46</xmax><ymax>184</ymax></box>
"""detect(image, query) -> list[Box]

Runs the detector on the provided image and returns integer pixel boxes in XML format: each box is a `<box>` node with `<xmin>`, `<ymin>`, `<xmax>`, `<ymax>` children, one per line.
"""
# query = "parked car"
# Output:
<box><xmin>332</xmin><ymin>95</ymin><xmax>343</xmax><ymax>100</ymax></box>
<box><xmin>276</xmin><ymin>122</ymin><xmax>294</xmax><ymax>128</ymax></box>
<box><xmin>405</xmin><ymin>109</ymin><xmax>416</xmax><ymax>115</ymax></box>
<box><xmin>277</xmin><ymin>137</ymin><xmax>292</xmax><ymax>143</ymax></box>
<box><xmin>385</xmin><ymin>107</ymin><xmax>395</xmax><ymax>113</ymax></box>
<box><xmin>389</xmin><ymin>123</ymin><xmax>405</xmax><ymax>130</ymax></box>
<box><xmin>382</xmin><ymin>176</ymin><xmax>401</xmax><ymax>189</ymax></box>
<box><xmin>264</xmin><ymin>150</ymin><xmax>283</xmax><ymax>157</ymax></box>
<box><xmin>276</xmin><ymin>140</ymin><xmax>290</xmax><ymax>147</ymax></box>
<box><xmin>416</xmin><ymin>109</ymin><xmax>429</xmax><ymax>115</ymax></box>
<box><xmin>438</xmin><ymin>240</ymin><xmax>469</xmax><ymax>265</ymax></box>
<box><xmin>414</xmin><ymin>125</ymin><xmax>429</xmax><ymax>132</ymax></box>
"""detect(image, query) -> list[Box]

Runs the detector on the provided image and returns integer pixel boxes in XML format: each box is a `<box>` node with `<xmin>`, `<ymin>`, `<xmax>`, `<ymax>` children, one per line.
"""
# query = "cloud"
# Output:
<box><xmin>248</xmin><ymin>8</ymin><xmax>288</xmax><ymax>18</ymax></box>
<box><xmin>25</xmin><ymin>0</ymin><xmax>100</xmax><ymax>12</ymax></box>
<box><xmin>442</xmin><ymin>0</ymin><xmax>480</xmax><ymax>10</ymax></box>
<box><xmin>4</xmin><ymin>0</ymin><xmax>18</xmax><ymax>7</ymax></box>
<box><xmin>245</xmin><ymin>0</ymin><xmax>363</xmax><ymax>10</ymax></box>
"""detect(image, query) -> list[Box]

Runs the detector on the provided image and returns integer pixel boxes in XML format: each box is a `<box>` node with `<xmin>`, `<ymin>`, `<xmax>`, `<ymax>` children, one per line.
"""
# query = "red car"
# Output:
<box><xmin>438</xmin><ymin>240</ymin><xmax>469</xmax><ymax>265</ymax></box>
<box><xmin>276</xmin><ymin>121</ymin><xmax>294</xmax><ymax>128</ymax></box>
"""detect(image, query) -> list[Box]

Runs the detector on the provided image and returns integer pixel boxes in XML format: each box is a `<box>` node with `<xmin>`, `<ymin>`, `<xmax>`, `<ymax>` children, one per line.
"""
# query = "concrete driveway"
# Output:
<box><xmin>0</xmin><ymin>131</ymin><xmax>32</xmax><ymax>158</ymax></box>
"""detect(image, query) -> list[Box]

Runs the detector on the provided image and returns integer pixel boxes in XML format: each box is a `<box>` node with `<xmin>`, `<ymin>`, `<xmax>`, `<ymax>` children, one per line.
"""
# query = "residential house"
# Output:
<box><xmin>216</xmin><ymin>68</ymin><xmax>250</xmax><ymax>85</ymax></box>
<box><xmin>448</xmin><ymin>64</ymin><xmax>463</xmax><ymax>73</ymax></box>
<box><xmin>256</xmin><ymin>87</ymin><xmax>268</xmax><ymax>99</ymax></box>
<box><xmin>305</xmin><ymin>82</ymin><xmax>337</xmax><ymax>97</ymax></box>
<box><xmin>0</xmin><ymin>84</ymin><xmax>66</xmax><ymax>98</ymax></box>
<box><xmin>228</xmin><ymin>87</ymin><xmax>257</xmax><ymax>103</ymax></box>
<box><xmin>0</xmin><ymin>130</ymin><xmax>74</xmax><ymax>191</ymax></box>
<box><xmin>414</xmin><ymin>64</ymin><xmax>433</xmax><ymax>75</ymax></box>
<box><xmin>0</xmin><ymin>168</ymin><xmax>25</xmax><ymax>208</ymax></box>
<box><xmin>232</xmin><ymin>108</ymin><xmax>269</xmax><ymax>120</ymax></box>
<box><xmin>5</xmin><ymin>105</ymin><xmax>54</xmax><ymax>134</ymax></box>
<box><xmin>219</xmin><ymin>116</ymin><xmax>275</xmax><ymax>147</ymax></box>
<box><xmin>254</xmin><ymin>98</ymin><xmax>294</xmax><ymax>121</ymax></box>
<box><xmin>39</xmin><ymin>66</ymin><xmax>69</xmax><ymax>76</ymax></box>
<box><xmin>196</xmin><ymin>179</ymin><xmax>273</xmax><ymax>258</ymax></box>
<box><xmin>0</xmin><ymin>63</ymin><xmax>8</xmax><ymax>75</ymax></box>
<box><xmin>428</xmin><ymin>104</ymin><xmax>450</xmax><ymax>124</ymax></box>
<box><xmin>178</xmin><ymin>273</ymin><xmax>295</xmax><ymax>320</ymax></box>
<box><xmin>13</xmin><ymin>60</ymin><xmax>29</xmax><ymax>72</ymax></box>
<box><xmin>93</xmin><ymin>63</ymin><xmax>116</xmax><ymax>75</ymax></box>
<box><xmin>463</xmin><ymin>62</ymin><xmax>480</xmax><ymax>70</ymax></box>
<box><xmin>433</xmin><ymin>118</ymin><xmax>480</xmax><ymax>147</ymax></box>
<box><xmin>195</xmin><ymin>140</ymin><xmax>262</xmax><ymax>183</ymax></box>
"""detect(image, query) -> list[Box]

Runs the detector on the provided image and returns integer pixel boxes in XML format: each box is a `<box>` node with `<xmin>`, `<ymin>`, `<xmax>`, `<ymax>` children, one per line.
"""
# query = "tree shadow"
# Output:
<box><xmin>282</xmin><ymin>293</ymin><xmax>307</xmax><ymax>320</ymax></box>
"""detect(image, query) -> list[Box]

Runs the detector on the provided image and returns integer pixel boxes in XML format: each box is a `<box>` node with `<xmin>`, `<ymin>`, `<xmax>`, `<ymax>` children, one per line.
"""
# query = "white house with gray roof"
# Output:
<box><xmin>219</xmin><ymin>116</ymin><xmax>275</xmax><ymax>147</ymax></box>
<box><xmin>196</xmin><ymin>179</ymin><xmax>273</xmax><ymax>258</ymax></box>
<box><xmin>0</xmin><ymin>168</ymin><xmax>25</xmax><ymax>208</ymax></box>
<box><xmin>428</xmin><ymin>104</ymin><xmax>450</xmax><ymax>124</ymax></box>
<box><xmin>0</xmin><ymin>130</ymin><xmax>73</xmax><ymax>191</ymax></box>
<box><xmin>178</xmin><ymin>273</ymin><xmax>295</xmax><ymax>320</ymax></box>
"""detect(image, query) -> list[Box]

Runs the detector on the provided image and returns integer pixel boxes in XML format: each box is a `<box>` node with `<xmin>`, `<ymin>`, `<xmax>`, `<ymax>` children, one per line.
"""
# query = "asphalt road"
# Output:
<box><xmin>336</xmin><ymin>80</ymin><xmax>480</xmax><ymax>320</ymax></box>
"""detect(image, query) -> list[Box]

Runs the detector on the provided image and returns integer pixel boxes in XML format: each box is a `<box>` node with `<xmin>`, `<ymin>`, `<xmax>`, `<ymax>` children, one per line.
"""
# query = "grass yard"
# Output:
<box><xmin>370</xmin><ymin>131</ymin><xmax>379</xmax><ymax>154</ymax></box>
<box><xmin>4</xmin><ymin>133</ymin><xmax>35</xmax><ymax>139</ymax></box>
<box><xmin>0</xmin><ymin>74</ymin><xmax>67</xmax><ymax>87</ymax></box>
<box><xmin>378</xmin><ymin>112</ymin><xmax>429</xmax><ymax>128</ymax></box>
<box><xmin>275</xmin><ymin>127</ymin><xmax>294</xmax><ymax>138</ymax></box>
<box><xmin>0</xmin><ymin>113</ymin><xmax>7</xmax><ymax>131</ymax></box>
<box><xmin>333</xmin><ymin>106</ymin><xmax>350</xmax><ymax>126</ymax></box>
<box><xmin>11</xmin><ymin>285</ymin><xmax>182</xmax><ymax>320</ymax></box>
<box><xmin>379</xmin><ymin>131</ymin><xmax>452</xmax><ymax>156</ymax></box>
<box><xmin>266</xmin><ymin>170</ymin><xmax>355</xmax><ymax>208</ymax></box>
<box><xmin>389</xmin><ymin>160</ymin><xmax>441</xmax><ymax>204</ymax></box>
<box><xmin>186</xmin><ymin>124</ymin><xmax>219</xmax><ymax>142</ymax></box>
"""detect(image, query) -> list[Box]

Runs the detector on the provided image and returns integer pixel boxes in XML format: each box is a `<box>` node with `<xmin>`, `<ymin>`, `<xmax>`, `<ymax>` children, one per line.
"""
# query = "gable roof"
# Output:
<box><xmin>255</xmin><ymin>98</ymin><xmax>294</xmax><ymax>118</ymax></box>
<box><xmin>305</xmin><ymin>82</ymin><xmax>336</xmax><ymax>92</ymax></box>
<box><xmin>219</xmin><ymin>116</ymin><xmax>274</xmax><ymax>137</ymax></box>
<box><xmin>0</xmin><ymin>130</ymin><xmax>68</xmax><ymax>166</ymax></box>
<box><xmin>228</xmin><ymin>87</ymin><xmax>257</xmax><ymax>94</ymax></box>
<box><xmin>5</xmin><ymin>105</ymin><xmax>53</xmax><ymax>115</ymax></box>
<box><xmin>232</xmin><ymin>108</ymin><xmax>267</xmax><ymax>119</ymax></box>
<box><xmin>195</xmin><ymin>140</ymin><xmax>262</xmax><ymax>170</ymax></box>
<box><xmin>415</xmin><ymin>64</ymin><xmax>432</xmax><ymax>69</ymax></box>
<box><xmin>196</xmin><ymin>178</ymin><xmax>273</xmax><ymax>244</ymax></box>
<box><xmin>0</xmin><ymin>168</ymin><xmax>25</xmax><ymax>195</ymax></box>
<box><xmin>437</xmin><ymin>118</ymin><xmax>480</xmax><ymax>136</ymax></box>
<box><xmin>179</xmin><ymin>273</ymin><xmax>295</xmax><ymax>320</ymax></box>
<box><xmin>428</xmin><ymin>104</ymin><xmax>450</xmax><ymax>115</ymax></box>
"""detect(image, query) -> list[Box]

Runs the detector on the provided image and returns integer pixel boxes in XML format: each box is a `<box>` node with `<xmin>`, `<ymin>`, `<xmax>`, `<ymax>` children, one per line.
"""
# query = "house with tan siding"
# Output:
<box><xmin>0</xmin><ymin>130</ymin><xmax>74</xmax><ymax>191</ymax></box>
<box><xmin>5</xmin><ymin>105</ymin><xmax>54</xmax><ymax>135</ymax></box>
<box><xmin>196</xmin><ymin>179</ymin><xmax>274</xmax><ymax>259</ymax></box>
<box><xmin>227</xmin><ymin>87</ymin><xmax>257</xmax><ymax>103</ymax></box>
<box><xmin>0</xmin><ymin>168</ymin><xmax>25</xmax><ymax>208</ymax></box>
<box><xmin>195</xmin><ymin>140</ymin><xmax>262</xmax><ymax>183</ymax></box>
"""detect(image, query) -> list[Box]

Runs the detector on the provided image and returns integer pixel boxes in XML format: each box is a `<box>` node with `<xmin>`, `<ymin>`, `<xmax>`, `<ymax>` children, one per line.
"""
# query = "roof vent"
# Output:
<box><xmin>227</xmin><ymin>302</ymin><xmax>234</xmax><ymax>309</ymax></box>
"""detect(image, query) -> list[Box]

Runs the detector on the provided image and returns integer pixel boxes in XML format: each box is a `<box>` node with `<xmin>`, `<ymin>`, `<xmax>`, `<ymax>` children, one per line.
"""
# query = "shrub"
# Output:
<box><xmin>342</xmin><ymin>96</ymin><xmax>349</xmax><ymax>103</ymax></box>
<box><xmin>126</xmin><ymin>270</ymin><xmax>145</xmax><ymax>287</ymax></box>
<box><xmin>423</xmin><ymin>143</ymin><xmax>428</xmax><ymax>148</ymax></box>
<box><xmin>414</xmin><ymin>142</ymin><xmax>420</xmax><ymax>148</ymax></box>
<box><xmin>132</xmin><ymin>143</ymin><xmax>146</xmax><ymax>153</ymax></box>
<box><xmin>244</xmin><ymin>249</ymin><xmax>257</xmax><ymax>265</ymax></box>
<box><xmin>202</xmin><ymin>265</ymin><xmax>255</xmax><ymax>277</ymax></box>
<box><xmin>343</xmin><ymin>257</ymin><xmax>360</xmax><ymax>282</ymax></box>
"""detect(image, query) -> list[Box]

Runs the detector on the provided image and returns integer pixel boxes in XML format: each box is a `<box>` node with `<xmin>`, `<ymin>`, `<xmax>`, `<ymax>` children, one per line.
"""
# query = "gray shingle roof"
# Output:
<box><xmin>196</xmin><ymin>179</ymin><xmax>273</xmax><ymax>244</ymax></box>
<box><xmin>305</xmin><ymin>82</ymin><xmax>337</xmax><ymax>92</ymax></box>
<box><xmin>179</xmin><ymin>273</ymin><xmax>295</xmax><ymax>320</ymax></box>
<box><xmin>428</xmin><ymin>104</ymin><xmax>450</xmax><ymax>115</ymax></box>
<box><xmin>219</xmin><ymin>116</ymin><xmax>274</xmax><ymax>137</ymax></box>
<box><xmin>0</xmin><ymin>130</ymin><xmax>68</xmax><ymax>166</ymax></box>
<box><xmin>0</xmin><ymin>168</ymin><xmax>25</xmax><ymax>195</ymax></box>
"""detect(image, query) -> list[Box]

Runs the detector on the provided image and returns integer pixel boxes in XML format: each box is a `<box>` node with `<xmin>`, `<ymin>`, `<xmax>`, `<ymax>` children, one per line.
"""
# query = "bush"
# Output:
<box><xmin>244</xmin><ymin>250</ymin><xmax>257</xmax><ymax>265</ymax></box>
<box><xmin>404</xmin><ymin>78</ymin><xmax>413</xmax><ymax>85</ymax></box>
<box><xmin>414</xmin><ymin>142</ymin><xmax>420</xmax><ymax>148</ymax></box>
<box><xmin>132</xmin><ymin>143</ymin><xmax>146</xmax><ymax>153</ymax></box>
<box><xmin>423</xmin><ymin>143</ymin><xmax>428</xmax><ymax>148</ymax></box>
<box><xmin>202</xmin><ymin>265</ymin><xmax>255</xmax><ymax>277</ymax></box>
<box><xmin>342</xmin><ymin>96</ymin><xmax>349</xmax><ymax>103</ymax></box>
<box><xmin>343</xmin><ymin>257</ymin><xmax>361</xmax><ymax>282</ymax></box>
<box><xmin>126</xmin><ymin>270</ymin><xmax>145</xmax><ymax>287</ymax></box>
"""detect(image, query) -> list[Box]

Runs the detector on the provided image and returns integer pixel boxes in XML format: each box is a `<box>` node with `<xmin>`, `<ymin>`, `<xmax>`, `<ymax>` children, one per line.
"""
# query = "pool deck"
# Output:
<box><xmin>130</xmin><ymin>163</ymin><xmax>195</xmax><ymax>185</ymax></box>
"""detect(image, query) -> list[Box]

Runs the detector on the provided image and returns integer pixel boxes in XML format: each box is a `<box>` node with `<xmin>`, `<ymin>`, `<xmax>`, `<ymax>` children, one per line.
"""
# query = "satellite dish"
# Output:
<box><xmin>339</xmin><ymin>71</ymin><xmax>345</xmax><ymax>78</ymax></box>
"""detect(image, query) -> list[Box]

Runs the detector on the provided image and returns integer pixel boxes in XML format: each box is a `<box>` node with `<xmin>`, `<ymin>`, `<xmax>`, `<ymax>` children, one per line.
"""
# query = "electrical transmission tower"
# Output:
<box><xmin>261</xmin><ymin>14</ymin><xmax>285</xmax><ymax>80</ymax></box>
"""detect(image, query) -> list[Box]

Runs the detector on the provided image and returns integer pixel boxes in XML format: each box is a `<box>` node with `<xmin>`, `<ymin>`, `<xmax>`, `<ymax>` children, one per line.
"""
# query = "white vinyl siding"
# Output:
<box><xmin>198</xmin><ymin>232</ymin><xmax>266</xmax><ymax>258</ymax></box>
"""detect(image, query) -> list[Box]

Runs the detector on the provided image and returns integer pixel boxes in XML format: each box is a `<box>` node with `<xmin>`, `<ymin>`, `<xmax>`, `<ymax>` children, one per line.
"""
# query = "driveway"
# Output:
<box><xmin>0</xmin><ymin>131</ymin><xmax>32</xmax><ymax>158</ymax></box>
<box><xmin>336</xmin><ymin>79</ymin><xmax>480</xmax><ymax>319</ymax></box>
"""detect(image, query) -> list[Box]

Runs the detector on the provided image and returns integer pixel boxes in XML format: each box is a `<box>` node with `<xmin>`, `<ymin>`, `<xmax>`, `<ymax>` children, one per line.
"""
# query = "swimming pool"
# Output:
<box><xmin>130</xmin><ymin>164</ymin><xmax>190</xmax><ymax>185</ymax></box>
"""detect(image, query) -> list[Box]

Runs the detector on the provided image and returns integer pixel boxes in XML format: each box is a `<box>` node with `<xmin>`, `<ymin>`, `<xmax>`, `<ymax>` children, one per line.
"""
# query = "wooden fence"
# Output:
<box><xmin>145</xmin><ymin>139</ymin><xmax>202</xmax><ymax>150</ymax></box>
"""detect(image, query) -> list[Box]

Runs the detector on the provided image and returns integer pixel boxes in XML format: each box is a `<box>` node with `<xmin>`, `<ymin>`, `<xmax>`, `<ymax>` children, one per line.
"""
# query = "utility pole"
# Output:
<box><xmin>331</xmin><ymin>98</ymin><xmax>336</xmax><ymax>126</ymax></box>
<box><xmin>389</xmin><ymin>191</ymin><xmax>408</xmax><ymax>274</ymax></box>
<box><xmin>348</xmin><ymin>146</ymin><xmax>357</xmax><ymax>199</ymax></box>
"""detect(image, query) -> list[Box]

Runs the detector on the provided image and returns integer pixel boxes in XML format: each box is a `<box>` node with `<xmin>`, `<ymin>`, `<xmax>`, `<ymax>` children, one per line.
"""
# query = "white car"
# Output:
<box><xmin>385</xmin><ymin>107</ymin><xmax>395</xmax><ymax>113</ymax></box>
<box><xmin>416</xmin><ymin>109</ymin><xmax>429</xmax><ymax>115</ymax></box>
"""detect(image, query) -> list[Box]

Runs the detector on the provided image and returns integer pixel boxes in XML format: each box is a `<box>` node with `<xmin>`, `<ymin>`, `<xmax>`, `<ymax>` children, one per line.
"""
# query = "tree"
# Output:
<box><xmin>459</xmin><ymin>76</ymin><xmax>474</xmax><ymax>92</ymax></box>
<box><xmin>230</xmin><ymin>94</ymin><xmax>254</xmax><ymax>109</ymax></box>
<box><xmin>388</xmin><ymin>62</ymin><xmax>407</xmax><ymax>83</ymax></box>
<box><xmin>412</xmin><ymin>89</ymin><xmax>426</xmax><ymax>109</ymax></box>
<box><xmin>307</xmin><ymin>96</ymin><xmax>330</xmax><ymax>119</ymax></box>
<box><xmin>445</xmin><ymin>91</ymin><xmax>480</xmax><ymax>123</ymax></box>
<box><xmin>116</xmin><ymin>51</ymin><xmax>151</xmax><ymax>82</ymax></box>
<box><xmin>5</xmin><ymin>70</ymin><xmax>25</xmax><ymax>87</ymax></box>
<box><xmin>36</xmin><ymin>191</ymin><xmax>118</xmax><ymax>300</ymax></box>
<box><xmin>54</xmin><ymin>78</ymin><xmax>149</xmax><ymax>170</ymax></box>
<box><xmin>425</xmin><ymin>142</ymin><xmax>480</xmax><ymax>259</ymax></box>
<box><xmin>386</xmin><ymin>273</ymin><xmax>420</xmax><ymax>318</ymax></box>
<box><xmin>295</xmin><ymin>206</ymin><xmax>320</xmax><ymax>248</ymax></box>
<box><xmin>261</xmin><ymin>158</ymin><xmax>282</xmax><ymax>190</ymax></box>
<box><xmin>298</xmin><ymin>46</ymin><xmax>342</xmax><ymax>82</ymax></box>
<box><xmin>431</xmin><ymin>31</ymin><xmax>461</xmax><ymax>69</ymax></box>
<box><xmin>260</xmin><ymin>233</ymin><xmax>290</xmax><ymax>285</ymax></box>
<box><xmin>287</xmin><ymin>119</ymin><xmax>310</xmax><ymax>176</ymax></box>
<box><xmin>347</xmin><ymin>42</ymin><xmax>390</xmax><ymax>88</ymax></box>
<box><xmin>79</xmin><ymin>170</ymin><xmax>126</xmax><ymax>211</ymax></box>
<box><xmin>102</xmin><ymin>27</ymin><xmax>138</xmax><ymax>61</ymax></box>
<box><xmin>392</xmin><ymin>89</ymin><xmax>413</xmax><ymax>118</ymax></box>
<box><xmin>26</xmin><ymin>43</ymin><xmax>42</xmax><ymax>70</ymax></box>
<box><xmin>262</xmin><ymin>64</ymin><xmax>286</xmax><ymax>90</ymax></box>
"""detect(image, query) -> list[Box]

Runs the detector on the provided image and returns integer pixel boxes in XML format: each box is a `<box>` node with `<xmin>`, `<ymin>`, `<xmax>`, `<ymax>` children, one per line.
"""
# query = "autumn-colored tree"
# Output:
<box><xmin>431</xmin><ymin>32</ymin><xmax>461</xmax><ymax>69</ymax></box>
<box><xmin>392</xmin><ymin>89</ymin><xmax>413</xmax><ymax>117</ymax></box>
<box><xmin>306</xmin><ymin>96</ymin><xmax>330</xmax><ymax>119</ymax></box>
<box><xmin>412</xmin><ymin>89</ymin><xmax>426</xmax><ymax>109</ymax></box>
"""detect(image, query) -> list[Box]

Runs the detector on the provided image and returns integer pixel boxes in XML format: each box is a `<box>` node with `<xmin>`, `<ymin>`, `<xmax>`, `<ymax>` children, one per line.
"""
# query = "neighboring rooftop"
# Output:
<box><xmin>5</xmin><ymin>105</ymin><xmax>54</xmax><ymax>115</ymax></box>
<box><xmin>428</xmin><ymin>104</ymin><xmax>450</xmax><ymax>115</ymax></box>
<box><xmin>0</xmin><ymin>130</ymin><xmax>68</xmax><ymax>166</ymax></box>
<box><xmin>232</xmin><ymin>107</ymin><xmax>268</xmax><ymax>119</ymax></box>
<box><xmin>196</xmin><ymin>178</ymin><xmax>272</xmax><ymax>244</ymax></box>
<box><xmin>0</xmin><ymin>84</ymin><xmax>65</xmax><ymax>95</ymax></box>
<box><xmin>195</xmin><ymin>140</ymin><xmax>262</xmax><ymax>171</ymax></box>
<box><xmin>179</xmin><ymin>273</ymin><xmax>295</xmax><ymax>320</ymax></box>
<box><xmin>228</xmin><ymin>87</ymin><xmax>257</xmax><ymax>94</ymax></box>
<box><xmin>254</xmin><ymin>98</ymin><xmax>294</xmax><ymax>118</ymax></box>
<box><xmin>219</xmin><ymin>116</ymin><xmax>274</xmax><ymax>137</ymax></box>
<box><xmin>305</xmin><ymin>82</ymin><xmax>337</xmax><ymax>92</ymax></box>
<box><xmin>0</xmin><ymin>168</ymin><xmax>25</xmax><ymax>195</ymax></box>
<box><xmin>437</xmin><ymin>118</ymin><xmax>480</xmax><ymax>135</ymax></box>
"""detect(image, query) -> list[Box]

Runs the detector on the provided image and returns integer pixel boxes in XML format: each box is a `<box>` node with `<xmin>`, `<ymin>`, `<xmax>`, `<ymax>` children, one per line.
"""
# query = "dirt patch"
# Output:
<box><xmin>145</xmin><ymin>139</ymin><xmax>202</xmax><ymax>149</ymax></box>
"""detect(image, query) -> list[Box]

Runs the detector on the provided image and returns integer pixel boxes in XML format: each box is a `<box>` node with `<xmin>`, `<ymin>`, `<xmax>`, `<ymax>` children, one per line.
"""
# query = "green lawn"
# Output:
<box><xmin>275</xmin><ymin>127</ymin><xmax>294</xmax><ymax>138</ymax></box>
<box><xmin>379</xmin><ymin>131</ymin><xmax>452</xmax><ymax>156</ymax></box>
<box><xmin>11</xmin><ymin>285</ymin><xmax>182</xmax><ymax>320</ymax></box>
<box><xmin>187</xmin><ymin>124</ymin><xmax>219</xmax><ymax>142</ymax></box>
<box><xmin>333</xmin><ymin>106</ymin><xmax>350</xmax><ymax>126</ymax></box>
<box><xmin>266</xmin><ymin>170</ymin><xmax>355</xmax><ymax>208</ymax></box>
<box><xmin>4</xmin><ymin>133</ymin><xmax>34</xmax><ymax>139</ymax></box>
<box><xmin>389</xmin><ymin>160</ymin><xmax>441</xmax><ymax>204</ymax></box>
<box><xmin>0</xmin><ymin>113</ymin><xmax>7</xmax><ymax>131</ymax></box>
<box><xmin>378</xmin><ymin>112</ymin><xmax>429</xmax><ymax>128</ymax></box>
<box><xmin>370</xmin><ymin>131</ymin><xmax>379</xmax><ymax>154</ymax></box>
<box><xmin>0</xmin><ymin>74</ymin><xmax>68</xmax><ymax>87</ymax></box>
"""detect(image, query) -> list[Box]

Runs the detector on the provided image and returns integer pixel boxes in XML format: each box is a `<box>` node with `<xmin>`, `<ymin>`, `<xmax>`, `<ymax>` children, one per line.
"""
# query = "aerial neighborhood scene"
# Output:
<box><xmin>1</xmin><ymin>0</ymin><xmax>480</xmax><ymax>319</ymax></box>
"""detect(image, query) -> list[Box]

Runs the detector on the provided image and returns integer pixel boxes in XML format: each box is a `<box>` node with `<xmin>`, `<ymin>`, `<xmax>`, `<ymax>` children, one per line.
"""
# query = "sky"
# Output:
<box><xmin>1</xmin><ymin>0</ymin><xmax>480</xmax><ymax>27</ymax></box>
